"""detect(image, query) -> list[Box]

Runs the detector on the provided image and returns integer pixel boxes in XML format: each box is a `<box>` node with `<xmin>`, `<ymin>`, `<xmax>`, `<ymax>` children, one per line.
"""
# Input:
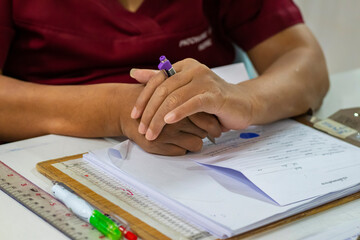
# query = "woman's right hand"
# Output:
<box><xmin>118</xmin><ymin>84</ymin><xmax>221</xmax><ymax>155</ymax></box>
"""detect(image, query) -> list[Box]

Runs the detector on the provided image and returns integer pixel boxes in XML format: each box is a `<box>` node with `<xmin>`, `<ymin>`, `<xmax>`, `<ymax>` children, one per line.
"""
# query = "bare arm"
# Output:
<box><xmin>0</xmin><ymin>72</ymin><xmax>221</xmax><ymax>155</ymax></box>
<box><xmin>0</xmin><ymin>73</ymin><xmax>130</xmax><ymax>141</ymax></box>
<box><xmin>130</xmin><ymin>24</ymin><xmax>329</xmax><ymax>140</ymax></box>
<box><xmin>246</xmin><ymin>24</ymin><xmax>329</xmax><ymax>124</ymax></box>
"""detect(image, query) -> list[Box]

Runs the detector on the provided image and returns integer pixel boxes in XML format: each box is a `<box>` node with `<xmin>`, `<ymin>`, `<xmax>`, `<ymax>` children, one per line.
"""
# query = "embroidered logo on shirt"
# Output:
<box><xmin>178</xmin><ymin>27</ymin><xmax>213</xmax><ymax>51</ymax></box>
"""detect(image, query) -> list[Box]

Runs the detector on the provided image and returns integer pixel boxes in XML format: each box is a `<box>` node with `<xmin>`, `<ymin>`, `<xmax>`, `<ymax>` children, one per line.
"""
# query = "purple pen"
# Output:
<box><xmin>158</xmin><ymin>55</ymin><xmax>176</xmax><ymax>77</ymax></box>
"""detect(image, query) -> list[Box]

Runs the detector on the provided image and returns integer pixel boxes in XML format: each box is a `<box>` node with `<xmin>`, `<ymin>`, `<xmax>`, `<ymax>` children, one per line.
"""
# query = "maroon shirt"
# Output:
<box><xmin>0</xmin><ymin>0</ymin><xmax>303</xmax><ymax>85</ymax></box>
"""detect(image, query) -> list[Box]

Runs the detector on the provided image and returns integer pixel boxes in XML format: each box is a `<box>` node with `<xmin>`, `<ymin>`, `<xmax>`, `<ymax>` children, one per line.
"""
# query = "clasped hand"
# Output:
<box><xmin>130</xmin><ymin>58</ymin><xmax>254</xmax><ymax>142</ymax></box>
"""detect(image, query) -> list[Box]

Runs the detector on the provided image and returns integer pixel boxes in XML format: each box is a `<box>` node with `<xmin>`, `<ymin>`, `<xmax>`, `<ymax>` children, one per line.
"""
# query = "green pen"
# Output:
<box><xmin>52</xmin><ymin>183</ymin><xmax>122</xmax><ymax>240</ymax></box>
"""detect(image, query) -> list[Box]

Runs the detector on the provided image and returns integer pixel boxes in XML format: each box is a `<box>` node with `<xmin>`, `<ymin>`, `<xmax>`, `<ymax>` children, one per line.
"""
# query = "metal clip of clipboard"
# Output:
<box><xmin>306</xmin><ymin>107</ymin><xmax>360</xmax><ymax>148</ymax></box>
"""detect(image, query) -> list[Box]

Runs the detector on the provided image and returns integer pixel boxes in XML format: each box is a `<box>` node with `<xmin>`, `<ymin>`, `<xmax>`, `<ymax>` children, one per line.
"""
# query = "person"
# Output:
<box><xmin>0</xmin><ymin>0</ymin><xmax>329</xmax><ymax>155</ymax></box>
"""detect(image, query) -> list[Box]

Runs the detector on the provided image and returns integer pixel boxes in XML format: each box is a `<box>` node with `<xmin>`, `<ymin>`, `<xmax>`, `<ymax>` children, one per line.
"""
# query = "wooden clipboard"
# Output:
<box><xmin>36</xmin><ymin>111</ymin><xmax>360</xmax><ymax>240</ymax></box>
<box><xmin>37</xmin><ymin>151</ymin><xmax>360</xmax><ymax>240</ymax></box>
<box><xmin>36</xmin><ymin>154</ymin><xmax>168</xmax><ymax>240</ymax></box>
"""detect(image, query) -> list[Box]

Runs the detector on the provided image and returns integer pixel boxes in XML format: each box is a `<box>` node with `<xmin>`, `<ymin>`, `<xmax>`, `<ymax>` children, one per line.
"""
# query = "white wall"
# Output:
<box><xmin>294</xmin><ymin>0</ymin><xmax>360</xmax><ymax>74</ymax></box>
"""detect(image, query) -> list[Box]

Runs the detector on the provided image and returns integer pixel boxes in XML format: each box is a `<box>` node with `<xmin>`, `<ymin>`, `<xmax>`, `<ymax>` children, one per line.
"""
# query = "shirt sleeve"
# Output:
<box><xmin>0</xmin><ymin>0</ymin><xmax>15</xmax><ymax>68</ymax></box>
<box><xmin>220</xmin><ymin>0</ymin><xmax>304</xmax><ymax>51</ymax></box>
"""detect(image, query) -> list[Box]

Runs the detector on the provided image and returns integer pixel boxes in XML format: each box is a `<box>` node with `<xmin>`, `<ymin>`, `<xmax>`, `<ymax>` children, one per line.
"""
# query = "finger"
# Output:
<box><xmin>131</xmin><ymin>71</ymin><xmax>167</xmax><ymax>121</ymax></box>
<box><xmin>130</xmin><ymin>127</ymin><xmax>187</xmax><ymax>156</ymax></box>
<box><xmin>144</xmin><ymin>142</ymin><xmax>187</xmax><ymax>156</ymax></box>
<box><xmin>159</xmin><ymin>132</ymin><xmax>203</xmax><ymax>153</ymax></box>
<box><xmin>221</xmin><ymin>126</ymin><xmax>230</xmax><ymax>132</ymax></box>
<box><xmin>129</xmin><ymin>68</ymin><xmax>159</xmax><ymax>84</ymax></box>
<box><xmin>144</xmin><ymin>85</ymin><xmax>195</xmax><ymax>141</ymax></box>
<box><xmin>140</xmin><ymin>72</ymin><xmax>191</xmax><ymax>137</ymax></box>
<box><xmin>136</xmin><ymin>58</ymin><xmax>201</xmax><ymax>134</ymax></box>
<box><xmin>164</xmin><ymin>92</ymin><xmax>217</xmax><ymax>124</ymax></box>
<box><xmin>188</xmin><ymin>113</ymin><xmax>222</xmax><ymax>138</ymax></box>
<box><xmin>139</xmin><ymin>58</ymin><xmax>200</xmax><ymax>121</ymax></box>
<box><xmin>176</xmin><ymin>117</ymin><xmax>208</xmax><ymax>139</ymax></box>
<box><xmin>131</xmin><ymin>60</ymin><xmax>189</xmax><ymax>120</ymax></box>
<box><xmin>172</xmin><ymin>58</ymin><xmax>200</xmax><ymax>72</ymax></box>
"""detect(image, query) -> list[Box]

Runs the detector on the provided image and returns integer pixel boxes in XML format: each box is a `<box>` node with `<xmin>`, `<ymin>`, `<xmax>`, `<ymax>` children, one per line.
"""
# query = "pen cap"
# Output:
<box><xmin>52</xmin><ymin>184</ymin><xmax>72</xmax><ymax>202</ymax></box>
<box><xmin>158</xmin><ymin>55</ymin><xmax>172</xmax><ymax>71</ymax></box>
<box><xmin>89</xmin><ymin>209</ymin><xmax>122</xmax><ymax>240</ymax></box>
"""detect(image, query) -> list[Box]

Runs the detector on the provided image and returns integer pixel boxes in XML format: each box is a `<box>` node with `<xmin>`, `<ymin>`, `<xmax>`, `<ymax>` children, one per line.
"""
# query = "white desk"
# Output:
<box><xmin>1</xmin><ymin>69</ymin><xmax>359</xmax><ymax>240</ymax></box>
<box><xmin>315</xmin><ymin>68</ymin><xmax>360</xmax><ymax>120</ymax></box>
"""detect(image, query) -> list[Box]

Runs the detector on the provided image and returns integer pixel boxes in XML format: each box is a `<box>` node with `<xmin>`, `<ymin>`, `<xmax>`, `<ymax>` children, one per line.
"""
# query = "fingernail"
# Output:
<box><xmin>164</xmin><ymin>112</ymin><xmax>175</xmax><ymax>123</ymax></box>
<box><xmin>130</xmin><ymin>68</ymin><xmax>138</xmax><ymax>78</ymax></box>
<box><xmin>138</xmin><ymin>122</ymin><xmax>147</xmax><ymax>134</ymax></box>
<box><xmin>145</xmin><ymin>129</ymin><xmax>155</xmax><ymax>141</ymax></box>
<box><xmin>131</xmin><ymin>107</ymin><xmax>139</xmax><ymax>119</ymax></box>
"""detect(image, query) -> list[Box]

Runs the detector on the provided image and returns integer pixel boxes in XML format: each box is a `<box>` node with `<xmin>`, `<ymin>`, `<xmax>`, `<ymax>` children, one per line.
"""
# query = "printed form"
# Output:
<box><xmin>189</xmin><ymin>119</ymin><xmax>360</xmax><ymax>206</ymax></box>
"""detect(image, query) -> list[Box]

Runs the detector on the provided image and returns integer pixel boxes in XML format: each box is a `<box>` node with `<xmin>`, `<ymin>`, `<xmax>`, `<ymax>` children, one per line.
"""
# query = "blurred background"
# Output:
<box><xmin>295</xmin><ymin>0</ymin><xmax>360</xmax><ymax>74</ymax></box>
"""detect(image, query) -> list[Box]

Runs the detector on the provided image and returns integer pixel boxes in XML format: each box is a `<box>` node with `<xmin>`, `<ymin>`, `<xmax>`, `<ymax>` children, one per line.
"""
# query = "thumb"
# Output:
<box><xmin>130</xmin><ymin>68</ymin><xmax>159</xmax><ymax>84</ymax></box>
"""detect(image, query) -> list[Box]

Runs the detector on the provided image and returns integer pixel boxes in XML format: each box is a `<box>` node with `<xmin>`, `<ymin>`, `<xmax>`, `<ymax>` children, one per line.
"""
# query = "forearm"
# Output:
<box><xmin>242</xmin><ymin>24</ymin><xmax>329</xmax><ymax>125</ymax></box>
<box><xmin>0</xmin><ymin>74</ymin><xmax>136</xmax><ymax>141</ymax></box>
<box><xmin>243</xmin><ymin>46</ymin><xmax>329</xmax><ymax>125</ymax></box>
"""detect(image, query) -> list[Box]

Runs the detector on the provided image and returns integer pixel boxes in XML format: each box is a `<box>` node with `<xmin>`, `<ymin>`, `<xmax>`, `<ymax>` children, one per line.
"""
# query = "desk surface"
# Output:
<box><xmin>1</xmin><ymin>69</ymin><xmax>360</xmax><ymax>240</ymax></box>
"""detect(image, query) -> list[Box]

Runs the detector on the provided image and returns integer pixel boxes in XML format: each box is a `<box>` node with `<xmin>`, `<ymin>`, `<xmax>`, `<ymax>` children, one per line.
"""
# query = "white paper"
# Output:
<box><xmin>211</xmin><ymin>62</ymin><xmax>249</xmax><ymax>84</ymax></box>
<box><xmin>108</xmin><ymin>140</ymin><xmax>132</xmax><ymax>161</ymax></box>
<box><xmin>189</xmin><ymin>119</ymin><xmax>360</xmax><ymax>206</ymax></box>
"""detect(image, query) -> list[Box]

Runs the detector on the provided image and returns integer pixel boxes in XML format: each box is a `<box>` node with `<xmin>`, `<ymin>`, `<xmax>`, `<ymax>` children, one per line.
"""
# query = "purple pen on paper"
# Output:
<box><xmin>158</xmin><ymin>55</ymin><xmax>176</xmax><ymax>77</ymax></box>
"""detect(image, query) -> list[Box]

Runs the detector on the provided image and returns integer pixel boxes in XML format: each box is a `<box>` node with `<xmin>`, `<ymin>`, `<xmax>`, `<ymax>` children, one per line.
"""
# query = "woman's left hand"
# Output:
<box><xmin>130</xmin><ymin>58</ymin><xmax>254</xmax><ymax>141</ymax></box>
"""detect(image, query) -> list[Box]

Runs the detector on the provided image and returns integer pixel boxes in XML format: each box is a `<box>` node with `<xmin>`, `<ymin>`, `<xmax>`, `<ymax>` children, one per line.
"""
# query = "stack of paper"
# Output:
<box><xmin>84</xmin><ymin>119</ymin><xmax>360</xmax><ymax>238</ymax></box>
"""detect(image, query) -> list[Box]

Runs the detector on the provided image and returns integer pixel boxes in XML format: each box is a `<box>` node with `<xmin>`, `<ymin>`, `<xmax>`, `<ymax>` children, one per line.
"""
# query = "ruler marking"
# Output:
<box><xmin>0</xmin><ymin>161</ymin><xmax>102</xmax><ymax>240</ymax></box>
<box><xmin>0</xmin><ymin>159</ymin><xmax>213</xmax><ymax>240</ymax></box>
<box><xmin>55</xmin><ymin>159</ymin><xmax>214</xmax><ymax>240</ymax></box>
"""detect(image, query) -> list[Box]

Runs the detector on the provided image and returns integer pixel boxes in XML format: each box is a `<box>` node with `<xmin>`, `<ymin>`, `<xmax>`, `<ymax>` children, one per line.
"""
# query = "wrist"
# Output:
<box><xmin>47</xmin><ymin>84</ymin><xmax>127</xmax><ymax>138</ymax></box>
<box><xmin>225</xmin><ymin>82</ymin><xmax>258</xmax><ymax>129</ymax></box>
<box><xmin>116</xmin><ymin>84</ymin><xmax>144</xmax><ymax>139</ymax></box>
<box><xmin>234</xmin><ymin>77</ymin><xmax>274</xmax><ymax>126</ymax></box>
